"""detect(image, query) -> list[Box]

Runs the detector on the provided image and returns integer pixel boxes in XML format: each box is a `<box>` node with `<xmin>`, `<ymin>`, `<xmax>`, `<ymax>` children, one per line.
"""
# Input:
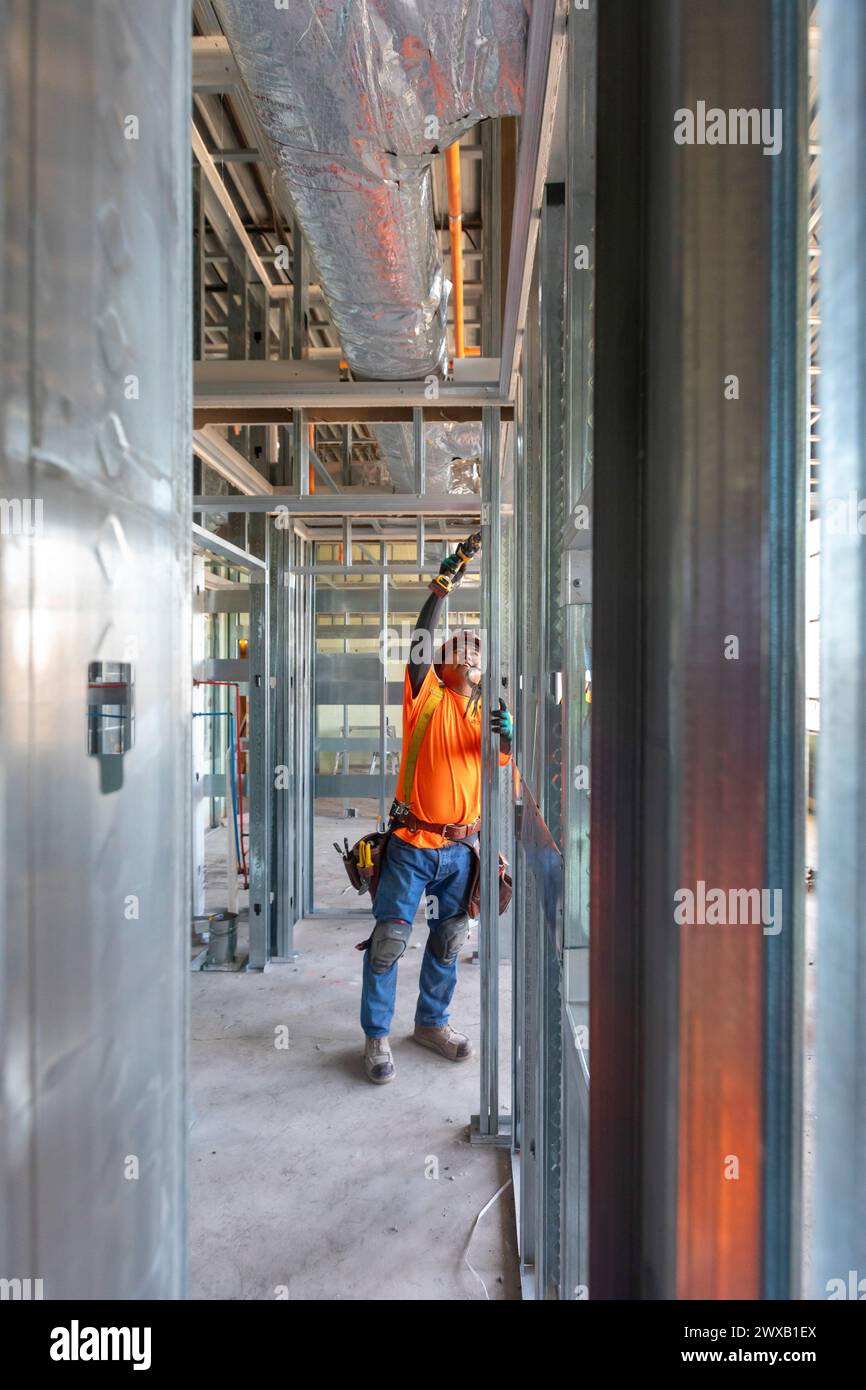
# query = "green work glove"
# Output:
<box><xmin>490</xmin><ymin>698</ymin><xmax>513</xmax><ymax>743</ymax></box>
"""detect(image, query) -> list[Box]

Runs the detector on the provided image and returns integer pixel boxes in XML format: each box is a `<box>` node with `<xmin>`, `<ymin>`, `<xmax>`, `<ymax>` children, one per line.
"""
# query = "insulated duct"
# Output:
<box><xmin>214</xmin><ymin>0</ymin><xmax>526</xmax><ymax>381</ymax></box>
<box><xmin>373</xmin><ymin>421</ymin><xmax>481</xmax><ymax>495</ymax></box>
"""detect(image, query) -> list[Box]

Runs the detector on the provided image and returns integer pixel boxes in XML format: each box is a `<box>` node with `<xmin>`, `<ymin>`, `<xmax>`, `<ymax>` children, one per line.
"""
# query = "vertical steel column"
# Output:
<box><xmin>511</xmin><ymin>355</ymin><xmax>528</xmax><ymax>1171</ymax></box>
<box><xmin>341</xmin><ymin>425</ymin><xmax>352</xmax><ymax>486</ymax></box>
<box><xmin>303</xmin><ymin>544</ymin><xmax>315</xmax><ymax>914</ymax></box>
<box><xmin>560</xmin><ymin>0</ymin><xmax>596</xmax><ymax>1301</ymax></box>
<box><xmin>763</xmin><ymin>0</ymin><xmax>807</xmax><ymax>1300</ymax></box>
<box><xmin>811</xmin><ymin>0</ymin><xmax>866</xmax><ymax>1300</ymax></box>
<box><xmin>294</xmin><ymin>407</ymin><xmax>309</xmax><ymax>497</ymax></box>
<box><xmin>270</xmin><ymin>521</ymin><xmax>297</xmax><ymax>959</ymax></box>
<box><xmin>192</xmin><ymin>157</ymin><xmax>205</xmax><ymax>363</ymax></box>
<box><xmin>268</xmin><ymin>297</ymin><xmax>296</xmax><ymax>954</ymax></box>
<box><xmin>192</xmin><ymin>158</ymin><xmax>203</xmax><ymax>522</ymax></box>
<box><xmin>540</xmin><ymin>187</ymin><xmax>566</xmax><ymax>849</ymax></box>
<box><xmin>476</xmin><ymin>406</ymin><xmax>504</xmax><ymax>1139</ymax></box>
<box><xmin>225</xmin><ymin>253</ymin><xmax>249</xmax><ymax>551</ymax></box>
<box><xmin>248</xmin><ymin>516</ymin><xmax>271</xmax><ymax>969</ymax></box>
<box><xmin>226</xmin><ymin>256</ymin><xmax>248</xmax><ymax>363</ymax></box>
<box><xmin>278</xmin><ymin>302</ymin><xmax>292</xmax><ymax>489</ymax></box>
<box><xmin>247</xmin><ymin>283</ymin><xmax>268</xmax><ymax>487</ymax></box>
<box><xmin>562</xmin><ymin>0</ymin><xmax>595</xmax><ymax>958</ymax></box>
<box><xmin>413</xmin><ymin>406</ymin><xmax>425</xmax><ymax>497</ymax></box>
<box><xmin>378</xmin><ymin>573</ymin><xmax>388</xmax><ymax>826</ymax></box>
<box><xmin>289</xmin><ymin>530</ymin><xmax>304</xmax><ymax>923</ymax></box>
<box><xmin>291</xmin><ymin>223</ymin><xmax>308</xmax><ymax>361</ymax></box>
<box><xmin>591</xmin><ymin>0</ymin><xmax>804</xmax><ymax>1300</ymax></box>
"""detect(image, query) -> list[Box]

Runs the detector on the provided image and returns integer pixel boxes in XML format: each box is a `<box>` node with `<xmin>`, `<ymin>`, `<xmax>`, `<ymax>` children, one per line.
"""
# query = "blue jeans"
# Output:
<box><xmin>360</xmin><ymin>834</ymin><xmax>476</xmax><ymax>1038</ymax></box>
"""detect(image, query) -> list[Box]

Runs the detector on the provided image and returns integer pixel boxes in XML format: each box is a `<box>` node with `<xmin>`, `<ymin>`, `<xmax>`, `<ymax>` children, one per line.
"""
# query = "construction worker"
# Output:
<box><xmin>361</xmin><ymin>537</ymin><xmax>513</xmax><ymax>1084</ymax></box>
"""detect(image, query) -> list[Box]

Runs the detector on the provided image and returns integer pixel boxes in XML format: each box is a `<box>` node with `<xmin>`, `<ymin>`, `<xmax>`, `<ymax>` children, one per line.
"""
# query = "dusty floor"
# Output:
<box><xmin>190</xmin><ymin>814</ymin><xmax>520</xmax><ymax>1301</ymax></box>
<box><xmin>801</xmin><ymin>815</ymin><xmax>817</xmax><ymax>1293</ymax></box>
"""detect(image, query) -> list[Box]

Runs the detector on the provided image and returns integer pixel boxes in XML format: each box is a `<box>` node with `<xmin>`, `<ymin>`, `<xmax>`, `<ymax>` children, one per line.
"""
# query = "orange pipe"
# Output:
<box><xmin>445</xmin><ymin>141</ymin><xmax>465</xmax><ymax>359</ymax></box>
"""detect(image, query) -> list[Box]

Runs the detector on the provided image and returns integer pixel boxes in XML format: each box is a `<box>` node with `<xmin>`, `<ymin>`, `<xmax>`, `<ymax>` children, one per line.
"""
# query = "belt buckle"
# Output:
<box><xmin>441</xmin><ymin>822</ymin><xmax>456</xmax><ymax>839</ymax></box>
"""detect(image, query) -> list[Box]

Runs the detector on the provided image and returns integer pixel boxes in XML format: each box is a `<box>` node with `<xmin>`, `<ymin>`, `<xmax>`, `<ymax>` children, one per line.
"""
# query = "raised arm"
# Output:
<box><xmin>408</xmin><ymin>589</ymin><xmax>448</xmax><ymax>698</ymax></box>
<box><xmin>408</xmin><ymin>532</ymin><xmax>482</xmax><ymax>698</ymax></box>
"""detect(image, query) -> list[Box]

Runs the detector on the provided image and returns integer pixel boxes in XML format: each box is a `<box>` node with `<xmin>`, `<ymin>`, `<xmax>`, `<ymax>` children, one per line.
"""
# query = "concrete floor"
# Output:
<box><xmin>192</xmin><ymin>806</ymin><xmax>817</xmax><ymax>1298</ymax></box>
<box><xmin>801</xmin><ymin>815</ymin><xmax>817</xmax><ymax>1293</ymax></box>
<box><xmin>190</xmin><ymin>813</ymin><xmax>520</xmax><ymax>1301</ymax></box>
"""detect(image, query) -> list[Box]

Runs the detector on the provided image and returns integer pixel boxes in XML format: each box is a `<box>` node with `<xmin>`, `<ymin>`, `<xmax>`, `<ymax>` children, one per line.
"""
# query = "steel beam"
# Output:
<box><xmin>191</xmin><ymin>123</ymin><xmax>290</xmax><ymax>300</ymax></box>
<box><xmin>192</xmin><ymin>522</ymin><xmax>267</xmax><ymax>571</ymax></box>
<box><xmin>194</xmin><ymin>404</ymin><xmax>514</xmax><ymax>427</ymax></box>
<box><xmin>192</xmin><ymin>35</ymin><xmax>239</xmax><ymax>92</ymax></box>
<box><xmin>194</xmin><ymin>360</ymin><xmax>506</xmax><ymax>411</ymax></box>
<box><xmin>193</xmin><ymin>427</ymin><xmax>274</xmax><ymax>496</ymax></box>
<box><xmin>193</xmin><ymin>494</ymin><xmax>485</xmax><ymax>516</ymax></box>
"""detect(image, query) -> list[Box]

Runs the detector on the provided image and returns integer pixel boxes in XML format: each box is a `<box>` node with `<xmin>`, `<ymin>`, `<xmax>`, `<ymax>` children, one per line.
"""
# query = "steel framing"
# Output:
<box><xmin>185</xmin><ymin>0</ymin><xmax>820</xmax><ymax>1309</ymax></box>
<box><xmin>590</xmin><ymin>0</ymin><xmax>805</xmax><ymax>1301</ymax></box>
<box><xmin>811</xmin><ymin>0</ymin><xmax>866</xmax><ymax>1300</ymax></box>
<box><xmin>476</xmin><ymin>407</ymin><xmax>506</xmax><ymax>1141</ymax></box>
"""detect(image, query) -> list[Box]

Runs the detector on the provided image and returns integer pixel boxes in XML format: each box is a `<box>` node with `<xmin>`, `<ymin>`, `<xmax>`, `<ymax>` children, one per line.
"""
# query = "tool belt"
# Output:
<box><xmin>335</xmin><ymin>814</ymin><xmax>511</xmax><ymax>916</ymax></box>
<box><xmin>391</xmin><ymin>800</ymin><xmax>511</xmax><ymax>918</ymax></box>
<box><xmin>391</xmin><ymin>805</ymin><xmax>480</xmax><ymax>842</ymax></box>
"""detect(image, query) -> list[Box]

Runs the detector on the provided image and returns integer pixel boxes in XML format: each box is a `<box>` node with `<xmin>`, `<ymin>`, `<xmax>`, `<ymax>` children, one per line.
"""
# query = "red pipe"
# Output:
<box><xmin>194</xmin><ymin>679</ymin><xmax>248</xmax><ymax>887</ymax></box>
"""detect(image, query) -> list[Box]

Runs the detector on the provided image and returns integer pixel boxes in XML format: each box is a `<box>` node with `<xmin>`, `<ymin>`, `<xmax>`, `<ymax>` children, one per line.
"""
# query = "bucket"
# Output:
<box><xmin>203</xmin><ymin>910</ymin><xmax>238</xmax><ymax>966</ymax></box>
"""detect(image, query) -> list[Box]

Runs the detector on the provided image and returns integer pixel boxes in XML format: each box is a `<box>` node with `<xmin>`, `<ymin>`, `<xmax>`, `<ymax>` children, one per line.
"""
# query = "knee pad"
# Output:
<box><xmin>429</xmin><ymin>913</ymin><xmax>470</xmax><ymax>965</ymax></box>
<box><xmin>369</xmin><ymin>918</ymin><xmax>412</xmax><ymax>975</ymax></box>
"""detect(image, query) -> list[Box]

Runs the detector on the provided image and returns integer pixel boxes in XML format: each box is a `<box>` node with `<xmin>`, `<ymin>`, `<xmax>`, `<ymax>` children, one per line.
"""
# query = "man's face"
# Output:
<box><xmin>438</xmin><ymin>632</ymin><xmax>482</xmax><ymax>691</ymax></box>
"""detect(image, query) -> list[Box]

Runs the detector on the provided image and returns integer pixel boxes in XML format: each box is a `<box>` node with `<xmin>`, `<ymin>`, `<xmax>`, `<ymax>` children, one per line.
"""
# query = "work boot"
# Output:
<box><xmin>412</xmin><ymin>1023</ymin><xmax>472</xmax><ymax>1062</ymax></box>
<box><xmin>364</xmin><ymin>1035</ymin><xmax>396</xmax><ymax>1085</ymax></box>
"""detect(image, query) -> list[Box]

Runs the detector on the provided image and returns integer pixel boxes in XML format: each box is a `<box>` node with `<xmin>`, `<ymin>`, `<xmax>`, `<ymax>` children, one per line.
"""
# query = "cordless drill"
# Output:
<box><xmin>429</xmin><ymin>529</ymin><xmax>482</xmax><ymax>597</ymax></box>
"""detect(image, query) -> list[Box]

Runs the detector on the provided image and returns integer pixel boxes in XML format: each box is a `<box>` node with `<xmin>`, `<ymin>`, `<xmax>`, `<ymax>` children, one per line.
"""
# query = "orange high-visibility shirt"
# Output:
<box><xmin>393</xmin><ymin>664</ymin><xmax>511</xmax><ymax>850</ymax></box>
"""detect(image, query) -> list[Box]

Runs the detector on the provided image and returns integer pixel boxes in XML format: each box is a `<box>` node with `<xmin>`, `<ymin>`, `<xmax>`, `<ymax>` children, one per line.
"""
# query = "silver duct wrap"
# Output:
<box><xmin>373</xmin><ymin>422</ymin><xmax>481</xmax><ymax>494</ymax></box>
<box><xmin>214</xmin><ymin>0</ymin><xmax>526</xmax><ymax>380</ymax></box>
<box><xmin>425</xmin><ymin>422</ymin><xmax>481</xmax><ymax>494</ymax></box>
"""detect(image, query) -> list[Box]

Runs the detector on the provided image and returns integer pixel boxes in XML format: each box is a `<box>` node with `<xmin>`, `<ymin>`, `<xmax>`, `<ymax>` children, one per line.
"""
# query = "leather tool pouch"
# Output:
<box><xmin>338</xmin><ymin>830</ymin><xmax>392</xmax><ymax>901</ymax></box>
<box><xmin>467</xmin><ymin>840</ymin><xmax>513</xmax><ymax>919</ymax></box>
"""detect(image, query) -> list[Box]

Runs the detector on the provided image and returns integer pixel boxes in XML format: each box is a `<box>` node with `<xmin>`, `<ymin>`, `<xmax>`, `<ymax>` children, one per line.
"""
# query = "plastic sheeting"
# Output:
<box><xmin>214</xmin><ymin>0</ymin><xmax>526</xmax><ymax>380</ymax></box>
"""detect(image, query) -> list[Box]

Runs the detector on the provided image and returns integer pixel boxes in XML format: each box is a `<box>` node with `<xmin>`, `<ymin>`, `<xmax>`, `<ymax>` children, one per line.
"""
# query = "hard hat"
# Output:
<box><xmin>436</xmin><ymin>628</ymin><xmax>482</xmax><ymax>668</ymax></box>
